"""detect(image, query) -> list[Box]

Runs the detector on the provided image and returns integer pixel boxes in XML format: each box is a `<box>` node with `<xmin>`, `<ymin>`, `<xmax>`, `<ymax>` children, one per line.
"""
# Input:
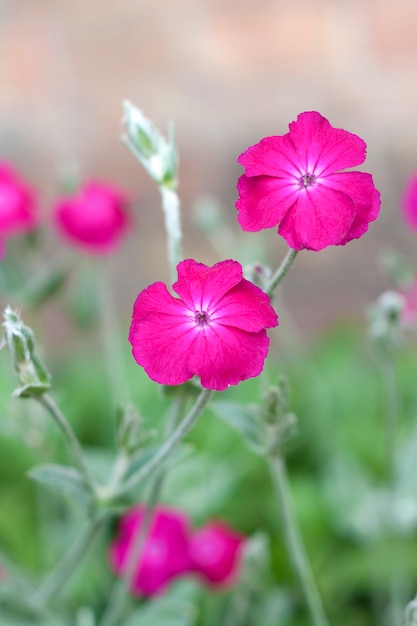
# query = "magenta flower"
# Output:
<box><xmin>236</xmin><ymin>111</ymin><xmax>381</xmax><ymax>251</ymax></box>
<box><xmin>402</xmin><ymin>173</ymin><xmax>417</xmax><ymax>230</ymax></box>
<box><xmin>129</xmin><ymin>259</ymin><xmax>278</xmax><ymax>391</ymax></box>
<box><xmin>189</xmin><ymin>521</ymin><xmax>245</xmax><ymax>587</ymax></box>
<box><xmin>53</xmin><ymin>182</ymin><xmax>130</xmax><ymax>254</ymax></box>
<box><xmin>0</xmin><ymin>163</ymin><xmax>37</xmax><ymax>255</ymax></box>
<box><xmin>108</xmin><ymin>505</ymin><xmax>192</xmax><ymax>597</ymax></box>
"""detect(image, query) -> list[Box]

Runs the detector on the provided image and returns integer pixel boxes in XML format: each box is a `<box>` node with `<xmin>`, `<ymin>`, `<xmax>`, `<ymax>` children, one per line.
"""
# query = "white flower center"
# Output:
<box><xmin>298</xmin><ymin>173</ymin><xmax>316</xmax><ymax>189</ymax></box>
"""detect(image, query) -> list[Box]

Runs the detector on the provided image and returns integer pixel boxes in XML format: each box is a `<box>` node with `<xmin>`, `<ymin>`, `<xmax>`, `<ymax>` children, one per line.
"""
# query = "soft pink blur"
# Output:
<box><xmin>0</xmin><ymin>162</ymin><xmax>37</xmax><ymax>257</ymax></box>
<box><xmin>189</xmin><ymin>520</ymin><xmax>245</xmax><ymax>587</ymax></box>
<box><xmin>53</xmin><ymin>181</ymin><xmax>131</xmax><ymax>254</ymax></box>
<box><xmin>108</xmin><ymin>505</ymin><xmax>246</xmax><ymax>596</ymax></box>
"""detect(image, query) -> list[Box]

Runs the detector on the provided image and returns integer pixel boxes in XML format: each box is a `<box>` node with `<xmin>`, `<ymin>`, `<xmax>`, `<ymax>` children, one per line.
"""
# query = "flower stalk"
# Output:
<box><xmin>268</xmin><ymin>454</ymin><xmax>329</xmax><ymax>626</ymax></box>
<box><xmin>32</xmin><ymin>513</ymin><xmax>108</xmax><ymax>610</ymax></box>
<box><xmin>36</xmin><ymin>393</ymin><xmax>96</xmax><ymax>493</ymax></box>
<box><xmin>118</xmin><ymin>387</ymin><xmax>212</xmax><ymax>499</ymax></box>
<box><xmin>266</xmin><ymin>247</ymin><xmax>299</xmax><ymax>297</ymax></box>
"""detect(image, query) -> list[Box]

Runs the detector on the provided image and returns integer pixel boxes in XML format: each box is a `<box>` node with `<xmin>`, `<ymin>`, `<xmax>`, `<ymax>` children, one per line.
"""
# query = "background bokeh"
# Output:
<box><xmin>2</xmin><ymin>0</ymin><xmax>417</xmax><ymax>335</ymax></box>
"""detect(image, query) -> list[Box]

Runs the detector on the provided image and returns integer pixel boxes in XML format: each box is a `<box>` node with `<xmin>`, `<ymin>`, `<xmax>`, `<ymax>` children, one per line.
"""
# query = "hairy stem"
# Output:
<box><xmin>266</xmin><ymin>248</ymin><xmax>299</xmax><ymax>297</ymax></box>
<box><xmin>268</xmin><ymin>454</ymin><xmax>329</xmax><ymax>626</ymax></box>
<box><xmin>118</xmin><ymin>387</ymin><xmax>212</xmax><ymax>499</ymax></box>
<box><xmin>36</xmin><ymin>393</ymin><xmax>96</xmax><ymax>493</ymax></box>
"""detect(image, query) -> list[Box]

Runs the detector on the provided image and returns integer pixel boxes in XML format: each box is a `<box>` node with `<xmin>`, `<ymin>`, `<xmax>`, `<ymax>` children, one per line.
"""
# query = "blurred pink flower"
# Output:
<box><xmin>189</xmin><ymin>521</ymin><xmax>245</xmax><ymax>587</ymax></box>
<box><xmin>53</xmin><ymin>182</ymin><xmax>130</xmax><ymax>254</ymax></box>
<box><xmin>236</xmin><ymin>111</ymin><xmax>380</xmax><ymax>251</ymax></box>
<box><xmin>0</xmin><ymin>163</ymin><xmax>37</xmax><ymax>256</ymax></box>
<box><xmin>129</xmin><ymin>259</ymin><xmax>278</xmax><ymax>391</ymax></box>
<box><xmin>401</xmin><ymin>282</ymin><xmax>417</xmax><ymax>327</ymax></box>
<box><xmin>108</xmin><ymin>505</ymin><xmax>192</xmax><ymax>597</ymax></box>
<box><xmin>402</xmin><ymin>173</ymin><xmax>417</xmax><ymax>230</ymax></box>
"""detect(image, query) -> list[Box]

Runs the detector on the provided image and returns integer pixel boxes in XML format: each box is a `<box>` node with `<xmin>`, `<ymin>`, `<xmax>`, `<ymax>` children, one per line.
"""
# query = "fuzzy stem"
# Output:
<box><xmin>268</xmin><ymin>454</ymin><xmax>329</xmax><ymax>626</ymax></box>
<box><xmin>32</xmin><ymin>514</ymin><xmax>108</xmax><ymax>609</ymax></box>
<box><xmin>100</xmin><ymin>393</ymin><xmax>188</xmax><ymax>626</ymax></box>
<box><xmin>159</xmin><ymin>185</ymin><xmax>183</xmax><ymax>283</ymax></box>
<box><xmin>118</xmin><ymin>387</ymin><xmax>212</xmax><ymax>499</ymax></box>
<box><xmin>36</xmin><ymin>393</ymin><xmax>96</xmax><ymax>493</ymax></box>
<box><xmin>266</xmin><ymin>248</ymin><xmax>299</xmax><ymax>297</ymax></box>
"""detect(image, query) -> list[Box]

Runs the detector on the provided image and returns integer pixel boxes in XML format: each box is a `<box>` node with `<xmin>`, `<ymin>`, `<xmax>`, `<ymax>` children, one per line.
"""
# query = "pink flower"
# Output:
<box><xmin>401</xmin><ymin>282</ymin><xmax>417</xmax><ymax>327</ymax></box>
<box><xmin>236</xmin><ymin>111</ymin><xmax>381</xmax><ymax>251</ymax></box>
<box><xmin>53</xmin><ymin>182</ymin><xmax>130</xmax><ymax>254</ymax></box>
<box><xmin>129</xmin><ymin>259</ymin><xmax>278</xmax><ymax>391</ymax></box>
<box><xmin>0</xmin><ymin>163</ymin><xmax>37</xmax><ymax>255</ymax></box>
<box><xmin>189</xmin><ymin>521</ymin><xmax>245</xmax><ymax>587</ymax></box>
<box><xmin>108</xmin><ymin>506</ymin><xmax>192</xmax><ymax>597</ymax></box>
<box><xmin>402</xmin><ymin>173</ymin><xmax>417</xmax><ymax>230</ymax></box>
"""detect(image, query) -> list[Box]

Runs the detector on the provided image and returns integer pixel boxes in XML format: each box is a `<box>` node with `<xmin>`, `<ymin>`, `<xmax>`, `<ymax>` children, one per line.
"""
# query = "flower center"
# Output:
<box><xmin>194</xmin><ymin>310</ymin><xmax>210</xmax><ymax>327</ymax></box>
<box><xmin>298</xmin><ymin>173</ymin><xmax>316</xmax><ymax>189</ymax></box>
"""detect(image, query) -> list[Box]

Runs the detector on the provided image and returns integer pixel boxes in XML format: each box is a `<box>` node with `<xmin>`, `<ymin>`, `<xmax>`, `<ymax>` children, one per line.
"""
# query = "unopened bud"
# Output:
<box><xmin>123</xmin><ymin>101</ymin><xmax>178</xmax><ymax>189</ymax></box>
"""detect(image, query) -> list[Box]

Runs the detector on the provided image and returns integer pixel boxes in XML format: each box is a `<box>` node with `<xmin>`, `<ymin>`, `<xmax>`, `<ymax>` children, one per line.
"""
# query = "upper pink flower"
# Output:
<box><xmin>402</xmin><ymin>173</ymin><xmax>417</xmax><ymax>230</ymax></box>
<box><xmin>129</xmin><ymin>259</ymin><xmax>278</xmax><ymax>391</ymax></box>
<box><xmin>0</xmin><ymin>163</ymin><xmax>37</xmax><ymax>255</ymax></box>
<box><xmin>108</xmin><ymin>505</ymin><xmax>192</xmax><ymax>597</ymax></box>
<box><xmin>189</xmin><ymin>521</ymin><xmax>245</xmax><ymax>587</ymax></box>
<box><xmin>53</xmin><ymin>181</ymin><xmax>130</xmax><ymax>254</ymax></box>
<box><xmin>236</xmin><ymin>111</ymin><xmax>381</xmax><ymax>251</ymax></box>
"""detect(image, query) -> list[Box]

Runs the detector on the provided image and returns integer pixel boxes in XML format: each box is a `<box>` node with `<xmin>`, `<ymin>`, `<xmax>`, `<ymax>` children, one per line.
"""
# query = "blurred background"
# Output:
<box><xmin>2</xmin><ymin>0</ymin><xmax>417</xmax><ymax>335</ymax></box>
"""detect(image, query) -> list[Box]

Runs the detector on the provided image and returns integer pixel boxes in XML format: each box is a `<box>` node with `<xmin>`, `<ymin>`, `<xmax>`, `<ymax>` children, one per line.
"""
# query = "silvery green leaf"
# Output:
<box><xmin>124</xmin><ymin>596</ymin><xmax>196</xmax><ymax>626</ymax></box>
<box><xmin>212</xmin><ymin>400</ymin><xmax>265</xmax><ymax>453</ymax></box>
<box><xmin>28</xmin><ymin>463</ymin><xmax>91</xmax><ymax>508</ymax></box>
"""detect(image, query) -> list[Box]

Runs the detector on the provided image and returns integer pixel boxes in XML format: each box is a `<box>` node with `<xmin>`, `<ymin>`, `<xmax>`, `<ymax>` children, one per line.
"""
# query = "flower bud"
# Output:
<box><xmin>2</xmin><ymin>306</ymin><xmax>51</xmax><ymax>397</ymax></box>
<box><xmin>123</xmin><ymin>101</ymin><xmax>178</xmax><ymax>189</ymax></box>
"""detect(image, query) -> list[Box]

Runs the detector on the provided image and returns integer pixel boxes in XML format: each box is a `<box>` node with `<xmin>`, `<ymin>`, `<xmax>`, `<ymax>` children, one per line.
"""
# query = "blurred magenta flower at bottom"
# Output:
<box><xmin>53</xmin><ymin>182</ymin><xmax>131</xmax><ymax>254</ymax></box>
<box><xmin>108</xmin><ymin>506</ymin><xmax>192</xmax><ymax>597</ymax></box>
<box><xmin>189</xmin><ymin>521</ymin><xmax>246</xmax><ymax>587</ymax></box>
<box><xmin>109</xmin><ymin>506</ymin><xmax>246</xmax><ymax>596</ymax></box>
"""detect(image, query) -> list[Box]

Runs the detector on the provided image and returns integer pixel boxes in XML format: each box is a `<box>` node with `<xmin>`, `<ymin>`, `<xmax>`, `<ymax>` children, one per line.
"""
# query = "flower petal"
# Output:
<box><xmin>211</xmin><ymin>279</ymin><xmax>278</xmax><ymax>332</ymax></box>
<box><xmin>189</xmin><ymin>325</ymin><xmax>270</xmax><ymax>391</ymax></box>
<box><xmin>321</xmin><ymin>171</ymin><xmax>381</xmax><ymax>220</ymax></box>
<box><xmin>288</xmin><ymin>111</ymin><xmax>367</xmax><ymax>175</ymax></box>
<box><xmin>278</xmin><ymin>185</ymin><xmax>356</xmax><ymax>251</ymax></box>
<box><xmin>173</xmin><ymin>259</ymin><xmax>244</xmax><ymax>312</ymax></box>
<box><xmin>238</xmin><ymin>134</ymin><xmax>302</xmax><ymax>178</ymax></box>
<box><xmin>129</xmin><ymin>282</ymin><xmax>198</xmax><ymax>386</ymax></box>
<box><xmin>236</xmin><ymin>174</ymin><xmax>297</xmax><ymax>232</ymax></box>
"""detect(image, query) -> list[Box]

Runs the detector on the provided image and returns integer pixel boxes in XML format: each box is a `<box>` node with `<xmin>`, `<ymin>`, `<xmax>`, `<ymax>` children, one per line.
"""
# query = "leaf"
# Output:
<box><xmin>28</xmin><ymin>464</ymin><xmax>91</xmax><ymax>508</ymax></box>
<box><xmin>124</xmin><ymin>596</ymin><xmax>196</xmax><ymax>626</ymax></box>
<box><xmin>211</xmin><ymin>400</ymin><xmax>265</xmax><ymax>454</ymax></box>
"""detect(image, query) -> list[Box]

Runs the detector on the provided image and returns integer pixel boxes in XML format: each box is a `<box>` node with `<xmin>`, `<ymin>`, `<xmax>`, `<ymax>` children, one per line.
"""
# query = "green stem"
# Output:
<box><xmin>381</xmin><ymin>359</ymin><xmax>399</xmax><ymax>482</ymax></box>
<box><xmin>36</xmin><ymin>393</ymin><xmax>96</xmax><ymax>493</ymax></box>
<box><xmin>268</xmin><ymin>454</ymin><xmax>329</xmax><ymax>626</ymax></box>
<box><xmin>265</xmin><ymin>248</ymin><xmax>299</xmax><ymax>298</ymax></box>
<box><xmin>32</xmin><ymin>514</ymin><xmax>108</xmax><ymax>609</ymax></box>
<box><xmin>100</xmin><ymin>393</ymin><xmax>188</xmax><ymax>626</ymax></box>
<box><xmin>380</xmin><ymin>358</ymin><xmax>403</xmax><ymax>626</ymax></box>
<box><xmin>159</xmin><ymin>185</ymin><xmax>183</xmax><ymax>283</ymax></box>
<box><xmin>118</xmin><ymin>387</ymin><xmax>212</xmax><ymax>499</ymax></box>
<box><xmin>100</xmin><ymin>474</ymin><xmax>164</xmax><ymax>626</ymax></box>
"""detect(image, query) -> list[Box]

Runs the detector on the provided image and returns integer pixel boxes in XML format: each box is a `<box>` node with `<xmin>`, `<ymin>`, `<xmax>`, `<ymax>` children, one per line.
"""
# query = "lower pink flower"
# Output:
<box><xmin>108</xmin><ymin>506</ymin><xmax>192</xmax><ymax>596</ymax></box>
<box><xmin>129</xmin><ymin>259</ymin><xmax>278</xmax><ymax>391</ymax></box>
<box><xmin>53</xmin><ymin>182</ymin><xmax>130</xmax><ymax>254</ymax></box>
<box><xmin>189</xmin><ymin>521</ymin><xmax>245</xmax><ymax>587</ymax></box>
<box><xmin>0</xmin><ymin>163</ymin><xmax>37</xmax><ymax>250</ymax></box>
